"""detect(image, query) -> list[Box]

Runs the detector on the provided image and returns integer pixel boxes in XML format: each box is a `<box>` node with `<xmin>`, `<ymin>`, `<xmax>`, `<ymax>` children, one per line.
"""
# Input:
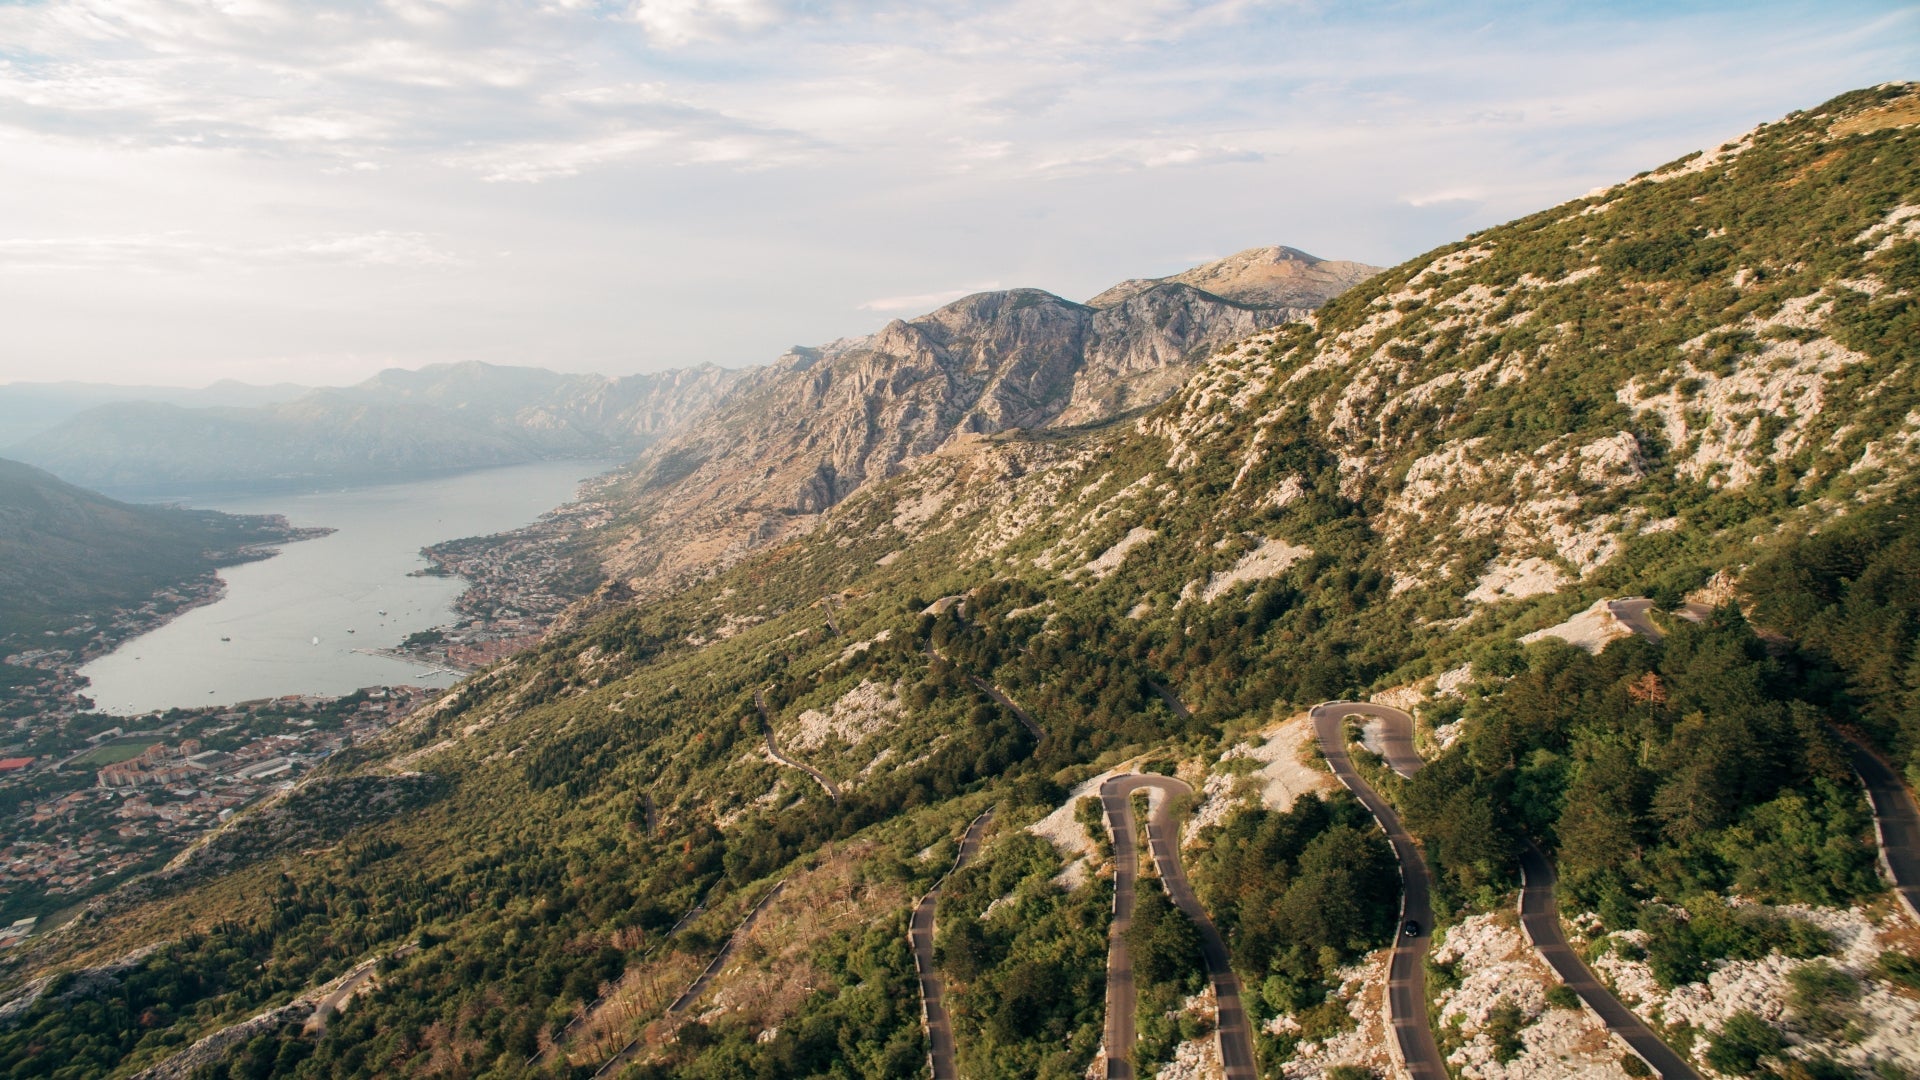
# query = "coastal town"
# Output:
<box><xmin>2</xmin><ymin>578</ymin><xmax>236</xmax><ymax>734</ymax></box>
<box><xmin>0</xmin><ymin>686</ymin><xmax>435</xmax><ymax>929</ymax></box>
<box><xmin>397</xmin><ymin>492</ymin><xmax>614</xmax><ymax>670</ymax></box>
<box><xmin>0</xmin><ymin>493</ymin><xmax>612</xmax><ymax>945</ymax></box>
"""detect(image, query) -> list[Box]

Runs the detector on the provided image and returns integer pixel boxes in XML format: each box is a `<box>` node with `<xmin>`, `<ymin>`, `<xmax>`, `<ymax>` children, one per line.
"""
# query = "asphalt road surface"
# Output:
<box><xmin>754</xmin><ymin>689</ymin><xmax>841</xmax><ymax>802</ymax></box>
<box><xmin>1100</xmin><ymin>774</ymin><xmax>1257</xmax><ymax>1080</ymax></box>
<box><xmin>910</xmin><ymin>811</ymin><xmax>996</xmax><ymax>1080</ymax></box>
<box><xmin>1309</xmin><ymin>702</ymin><xmax>1447</xmax><ymax>1080</ymax></box>
<box><xmin>923</xmin><ymin>641</ymin><xmax>1045</xmax><ymax>742</ymax></box>
<box><xmin>302</xmin><ymin>960</ymin><xmax>378</xmax><ymax>1037</ymax></box>
<box><xmin>1518</xmin><ymin>844</ymin><xmax>1701</xmax><ymax>1079</ymax></box>
<box><xmin>1607</xmin><ymin>597</ymin><xmax>1665</xmax><ymax>642</ymax></box>
<box><xmin>1842</xmin><ymin>734</ymin><xmax>1920</xmax><ymax>923</ymax></box>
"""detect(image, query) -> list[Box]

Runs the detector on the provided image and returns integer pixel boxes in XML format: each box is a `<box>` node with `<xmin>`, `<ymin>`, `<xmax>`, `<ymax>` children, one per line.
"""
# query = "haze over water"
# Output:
<box><xmin>80</xmin><ymin>461</ymin><xmax>607</xmax><ymax>715</ymax></box>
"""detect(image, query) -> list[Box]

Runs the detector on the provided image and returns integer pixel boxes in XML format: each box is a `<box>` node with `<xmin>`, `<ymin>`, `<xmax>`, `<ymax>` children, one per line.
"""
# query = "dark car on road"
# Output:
<box><xmin>1404</xmin><ymin>920</ymin><xmax>1421</xmax><ymax>937</ymax></box>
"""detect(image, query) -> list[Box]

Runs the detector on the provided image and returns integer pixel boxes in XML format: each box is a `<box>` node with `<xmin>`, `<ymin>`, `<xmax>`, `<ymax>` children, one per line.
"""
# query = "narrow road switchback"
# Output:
<box><xmin>592</xmin><ymin>882</ymin><xmax>787</xmax><ymax>1078</ymax></box>
<box><xmin>754</xmin><ymin>689</ymin><xmax>841</xmax><ymax>802</ymax></box>
<box><xmin>1100</xmin><ymin>774</ymin><xmax>1257</xmax><ymax>1080</ymax></box>
<box><xmin>911</xmin><ymin>811</ymin><xmax>996</xmax><ymax>1080</ymax></box>
<box><xmin>923</xmin><ymin>641</ymin><xmax>1045</xmax><ymax>742</ymax></box>
<box><xmin>1309</xmin><ymin>702</ymin><xmax>1446</xmax><ymax>1080</ymax></box>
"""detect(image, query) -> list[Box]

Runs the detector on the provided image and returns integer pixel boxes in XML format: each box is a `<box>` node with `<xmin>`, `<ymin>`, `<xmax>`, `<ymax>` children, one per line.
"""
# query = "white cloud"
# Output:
<box><xmin>0</xmin><ymin>0</ymin><xmax>1910</xmax><ymax>384</ymax></box>
<box><xmin>623</xmin><ymin>0</ymin><xmax>788</xmax><ymax>46</ymax></box>
<box><xmin>0</xmin><ymin>231</ymin><xmax>465</xmax><ymax>272</ymax></box>
<box><xmin>858</xmin><ymin>282</ymin><xmax>1004</xmax><ymax>313</ymax></box>
<box><xmin>283</xmin><ymin>231</ymin><xmax>467</xmax><ymax>267</ymax></box>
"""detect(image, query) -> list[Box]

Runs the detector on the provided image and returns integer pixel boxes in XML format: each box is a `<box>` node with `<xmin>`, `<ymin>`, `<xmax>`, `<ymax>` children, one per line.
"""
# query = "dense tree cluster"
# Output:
<box><xmin>1399</xmin><ymin>613</ymin><xmax>1878</xmax><ymax>972</ymax></box>
<box><xmin>936</xmin><ymin>833</ymin><xmax>1109</xmax><ymax>1079</ymax></box>
<box><xmin>1744</xmin><ymin>496</ymin><xmax>1920</xmax><ymax>778</ymax></box>
<box><xmin>1194</xmin><ymin>794</ymin><xmax>1398</xmax><ymax>1008</ymax></box>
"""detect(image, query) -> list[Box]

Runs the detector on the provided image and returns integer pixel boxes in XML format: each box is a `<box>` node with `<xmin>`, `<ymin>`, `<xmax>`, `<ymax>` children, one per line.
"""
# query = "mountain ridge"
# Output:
<box><xmin>7</xmin><ymin>362</ymin><xmax>742</xmax><ymax>494</ymax></box>
<box><xmin>0</xmin><ymin>456</ymin><xmax>314</xmax><ymax>643</ymax></box>
<box><xmin>592</xmin><ymin>246</ymin><xmax>1379</xmax><ymax>597</ymax></box>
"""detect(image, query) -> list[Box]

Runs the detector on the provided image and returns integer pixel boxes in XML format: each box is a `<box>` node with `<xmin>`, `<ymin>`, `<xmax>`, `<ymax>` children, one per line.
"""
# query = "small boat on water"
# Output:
<box><xmin>220</xmin><ymin>636</ymin><xmax>231</xmax><ymax>642</ymax></box>
<box><xmin>311</xmin><ymin>637</ymin><xmax>321</xmax><ymax>646</ymax></box>
<box><xmin>347</xmin><ymin>628</ymin><xmax>356</xmax><ymax>634</ymax></box>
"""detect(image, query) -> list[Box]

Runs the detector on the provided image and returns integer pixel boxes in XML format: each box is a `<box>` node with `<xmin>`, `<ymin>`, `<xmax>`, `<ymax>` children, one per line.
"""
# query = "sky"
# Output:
<box><xmin>0</xmin><ymin>1</ymin><xmax>1912</xmax><ymax>387</ymax></box>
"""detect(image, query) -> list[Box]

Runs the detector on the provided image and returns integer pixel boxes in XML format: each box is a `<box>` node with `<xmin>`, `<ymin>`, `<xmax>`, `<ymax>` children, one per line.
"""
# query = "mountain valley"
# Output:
<box><xmin>3</xmin><ymin>83</ymin><xmax>1920</xmax><ymax>1080</ymax></box>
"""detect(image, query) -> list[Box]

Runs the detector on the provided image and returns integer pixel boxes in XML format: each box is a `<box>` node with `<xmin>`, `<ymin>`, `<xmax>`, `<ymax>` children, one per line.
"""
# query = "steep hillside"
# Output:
<box><xmin>0</xmin><ymin>457</ymin><xmax>310</xmax><ymax>642</ymax></box>
<box><xmin>596</xmin><ymin>247</ymin><xmax>1377</xmax><ymax>597</ymax></box>
<box><xmin>9</xmin><ymin>362</ymin><xmax>739</xmax><ymax>493</ymax></box>
<box><xmin>5</xmin><ymin>86</ymin><xmax>1919</xmax><ymax>1080</ymax></box>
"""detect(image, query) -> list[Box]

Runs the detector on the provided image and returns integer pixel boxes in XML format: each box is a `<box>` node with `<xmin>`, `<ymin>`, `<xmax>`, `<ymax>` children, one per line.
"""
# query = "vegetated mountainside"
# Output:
<box><xmin>7</xmin><ymin>362</ymin><xmax>739</xmax><ymax>493</ymax></box>
<box><xmin>594</xmin><ymin>246</ymin><xmax>1378</xmax><ymax>598</ymax></box>
<box><xmin>6</xmin><ymin>86</ymin><xmax>1920</xmax><ymax>1080</ymax></box>
<box><xmin>0</xmin><ymin>457</ymin><xmax>308</xmax><ymax>642</ymax></box>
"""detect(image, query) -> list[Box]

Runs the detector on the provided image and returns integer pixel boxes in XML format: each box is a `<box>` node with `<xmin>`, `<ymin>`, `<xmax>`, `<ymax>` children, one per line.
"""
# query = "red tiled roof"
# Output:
<box><xmin>0</xmin><ymin>758</ymin><xmax>33</xmax><ymax>771</ymax></box>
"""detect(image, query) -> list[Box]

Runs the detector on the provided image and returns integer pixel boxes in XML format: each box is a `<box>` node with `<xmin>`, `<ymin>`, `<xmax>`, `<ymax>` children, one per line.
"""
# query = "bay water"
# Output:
<box><xmin>79</xmin><ymin>461</ymin><xmax>609</xmax><ymax>715</ymax></box>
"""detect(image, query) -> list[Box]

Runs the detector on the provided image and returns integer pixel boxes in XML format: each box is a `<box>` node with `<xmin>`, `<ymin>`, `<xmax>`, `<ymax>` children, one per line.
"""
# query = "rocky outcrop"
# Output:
<box><xmin>0</xmin><ymin>942</ymin><xmax>166</xmax><ymax>1031</ymax></box>
<box><xmin>129</xmin><ymin>1001</ymin><xmax>314</xmax><ymax>1080</ymax></box>
<box><xmin>598</xmin><ymin>249</ymin><xmax>1376</xmax><ymax>595</ymax></box>
<box><xmin>1086</xmin><ymin>245</ymin><xmax>1381</xmax><ymax>309</ymax></box>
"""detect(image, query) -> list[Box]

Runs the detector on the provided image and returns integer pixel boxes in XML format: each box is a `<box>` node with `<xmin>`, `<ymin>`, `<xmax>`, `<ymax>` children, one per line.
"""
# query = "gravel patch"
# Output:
<box><xmin>1196</xmin><ymin>537</ymin><xmax>1313</xmax><ymax>602</ymax></box>
<box><xmin>786</xmin><ymin>680</ymin><xmax>902</xmax><ymax>752</ymax></box>
<box><xmin>1432</xmin><ymin>912</ymin><xmax>1627</xmax><ymax>1079</ymax></box>
<box><xmin>1079</xmin><ymin>526</ymin><xmax>1157</xmax><ymax>580</ymax></box>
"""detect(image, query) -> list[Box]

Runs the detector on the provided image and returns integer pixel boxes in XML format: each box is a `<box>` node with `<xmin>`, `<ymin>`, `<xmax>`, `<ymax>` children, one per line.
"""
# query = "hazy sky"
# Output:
<box><xmin>0</xmin><ymin>1</ymin><xmax>1912</xmax><ymax>387</ymax></box>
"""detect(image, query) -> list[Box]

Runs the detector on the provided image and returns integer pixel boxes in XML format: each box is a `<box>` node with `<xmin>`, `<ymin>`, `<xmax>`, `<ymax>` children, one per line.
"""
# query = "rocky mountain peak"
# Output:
<box><xmin>596</xmin><ymin>249</ymin><xmax>1378</xmax><ymax>595</ymax></box>
<box><xmin>1087</xmin><ymin>244</ymin><xmax>1382</xmax><ymax>308</ymax></box>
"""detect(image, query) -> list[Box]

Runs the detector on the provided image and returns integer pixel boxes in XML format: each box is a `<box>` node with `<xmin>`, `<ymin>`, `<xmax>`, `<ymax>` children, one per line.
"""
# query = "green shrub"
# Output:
<box><xmin>1876</xmin><ymin>950</ymin><xmax>1920</xmax><ymax>991</ymax></box>
<box><xmin>1641</xmin><ymin>897</ymin><xmax>1830</xmax><ymax>988</ymax></box>
<box><xmin>1483</xmin><ymin>1000</ymin><xmax>1528</xmax><ymax>1063</ymax></box>
<box><xmin>1788</xmin><ymin>960</ymin><xmax>1861</xmax><ymax>1038</ymax></box>
<box><xmin>1705</xmin><ymin>1011</ymin><xmax>1785</xmax><ymax>1076</ymax></box>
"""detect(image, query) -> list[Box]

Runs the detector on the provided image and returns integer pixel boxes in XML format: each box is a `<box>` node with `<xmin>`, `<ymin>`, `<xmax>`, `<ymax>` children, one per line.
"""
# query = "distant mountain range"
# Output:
<box><xmin>4</xmin><ymin>363</ymin><xmax>739</xmax><ymax>495</ymax></box>
<box><xmin>0</xmin><ymin>380</ymin><xmax>310</xmax><ymax>448</ymax></box>
<box><xmin>3</xmin><ymin>246</ymin><xmax>1373</xmax><ymax>499</ymax></box>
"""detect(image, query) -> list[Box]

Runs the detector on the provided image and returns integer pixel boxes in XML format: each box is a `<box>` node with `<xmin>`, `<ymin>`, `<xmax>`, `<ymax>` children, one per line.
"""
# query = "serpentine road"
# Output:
<box><xmin>910</xmin><ymin>811</ymin><xmax>996</xmax><ymax>1080</ymax></box>
<box><xmin>1841</xmin><ymin>733</ymin><xmax>1920</xmax><ymax>923</ymax></box>
<box><xmin>754</xmin><ymin>689</ymin><xmax>841</xmax><ymax>802</ymax></box>
<box><xmin>1317</xmin><ymin>700</ymin><xmax>1704</xmax><ymax>1079</ymax></box>
<box><xmin>922</xmin><ymin>642</ymin><xmax>1045</xmax><ymax>742</ymax></box>
<box><xmin>1517</xmin><ymin>845</ymin><xmax>1701</xmax><ymax>1079</ymax></box>
<box><xmin>1100</xmin><ymin>774</ymin><xmax>1257</xmax><ymax>1080</ymax></box>
<box><xmin>1308</xmin><ymin>702</ymin><xmax>1446</xmax><ymax>1080</ymax></box>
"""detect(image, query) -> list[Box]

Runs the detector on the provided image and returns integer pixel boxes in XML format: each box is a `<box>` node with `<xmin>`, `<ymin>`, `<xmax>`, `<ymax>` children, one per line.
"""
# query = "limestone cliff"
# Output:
<box><xmin>596</xmin><ymin>249</ymin><xmax>1379</xmax><ymax>594</ymax></box>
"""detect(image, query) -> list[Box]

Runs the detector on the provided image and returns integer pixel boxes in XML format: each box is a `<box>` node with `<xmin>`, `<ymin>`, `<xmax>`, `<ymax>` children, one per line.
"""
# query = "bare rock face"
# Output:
<box><xmin>598</xmin><ymin>249</ymin><xmax>1379</xmax><ymax>595</ymax></box>
<box><xmin>1086</xmin><ymin>245</ymin><xmax>1382</xmax><ymax>309</ymax></box>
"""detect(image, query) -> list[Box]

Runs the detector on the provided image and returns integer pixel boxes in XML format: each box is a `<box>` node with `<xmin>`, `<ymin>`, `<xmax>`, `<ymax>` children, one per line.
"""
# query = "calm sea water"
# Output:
<box><xmin>79</xmin><ymin>461</ymin><xmax>609</xmax><ymax>715</ymax></box>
